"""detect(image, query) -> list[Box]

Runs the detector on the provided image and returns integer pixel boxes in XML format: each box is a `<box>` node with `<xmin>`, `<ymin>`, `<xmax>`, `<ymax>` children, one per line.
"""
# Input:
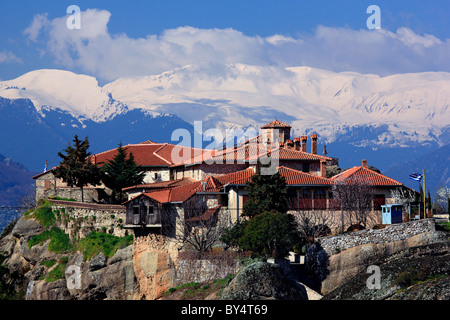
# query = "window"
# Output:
<box><xmin>154</xmin><ymin>173</ymin><xmax>158</xmax><ymax>180</ymax></box>
<box><xmin>287</xmin><ymin>189</ymin><xmax>299</xmax><ymax>210</ymax></box>
<box><xmin>314</xmin><ymin>189</ymin><xmax>326</xmax><ymax>210</ymax></box>
<box><xmin>374</xmin><ymin>194</ymin><xmax>385</xmax><ymax>211</ymax></box>
<box><xmin>302</xmin><ymin>163</ymin><xmax>310</xmax><ymax>173</ymax></box>
<box><xmin>220</xmin><ymin>194</ymin><xmax>229</xmax><ymax>207</ymax></box>
<box><xmin>133</xmin><ymin>206</ymin><xmax>139</xmax><ymax>216</ymax></box>
<box><xmin>299</xmin><ymin>189</ymin><xmax>312</xmax><ymax>210</ymax></box>
<box><xmin>148</xmin><ymin>206</ymin><xmax>154</xmax><ymax>215</ymax></box>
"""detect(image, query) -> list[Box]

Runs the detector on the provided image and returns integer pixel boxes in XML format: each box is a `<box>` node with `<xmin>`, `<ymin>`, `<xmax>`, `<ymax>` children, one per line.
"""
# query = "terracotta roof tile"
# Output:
<box><xmin>261</xmin><ymin>119</ymin><xmax>291</xmax><ymax>129</ymax></box>
<box><xmin>277</xmin><ymin>166</ymin><xmax>332</xmax><ymax>185</ymax></box>
<box><xmin>331</xmin><ymin>166</ymin><xmax>403</xmax><ymax>186</ymax></box>
<box><xmin>122</xmin><ymin>177</ymin><xmax>195</xmax><ymax>191</ymax></box>
<box><xmin>92</xmin><ymin>143</ymin><xmax>209</xmax><ymax>167</ymax></box>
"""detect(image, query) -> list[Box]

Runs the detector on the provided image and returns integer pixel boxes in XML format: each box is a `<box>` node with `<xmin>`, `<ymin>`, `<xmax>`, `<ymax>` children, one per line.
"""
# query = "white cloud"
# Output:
<box><xmin>0</xmin><ymin>51</ymin><xmax>22</xmax><ymax>64</ymax></box>
<box><xmin>25</xmin><ymin>9</ymin><xmax>450</xmax><ymax>82</ymax></box>
<box><xmin>23</xmin><ymin>13</ymin><xmax>50</xmax><ymax>41</ymax></box>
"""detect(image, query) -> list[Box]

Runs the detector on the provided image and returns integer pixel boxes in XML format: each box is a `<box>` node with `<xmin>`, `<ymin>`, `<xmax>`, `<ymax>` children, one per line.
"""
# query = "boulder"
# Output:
<box><xmin>220</xmin><ymin>261</ymin><xmax>307</xmax><ymax>300</ymax></box>
<box><xmin>322</xmin><ymin>240</ymin><xmax>450</xmax><ymax>300</ymax></box>
<box><xmin>11</xmin><ymin>217</ymin><xmax>44</xmax><ymax>239</ymax></box>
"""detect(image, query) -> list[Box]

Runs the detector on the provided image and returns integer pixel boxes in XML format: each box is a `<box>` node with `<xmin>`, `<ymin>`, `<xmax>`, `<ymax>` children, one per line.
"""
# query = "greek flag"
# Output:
<box><xmin>409</xmin><ymin>173</ymin><xmax>422</xmax><ymax>181</ymax></box>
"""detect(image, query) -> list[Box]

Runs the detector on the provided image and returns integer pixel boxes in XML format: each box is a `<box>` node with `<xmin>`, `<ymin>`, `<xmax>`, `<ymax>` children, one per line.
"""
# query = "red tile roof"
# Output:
<box><xmin>91</xmin><ymin>143</ymin><xmax>208</xmax><ymax>167</ymax></box>
<box><xmin>122</xmin><ymin>177</ymin><xmax>195</xmax><ymax>191</ymax></box>
<box><xmin>277</xmin><ymin>166</ymin><xmax>332</xmax><ymax>185</ymax></box>
<box><xmin>261</xmin><ymin>119</ymin><xmax>292</xmax><ymax>129</ymax></box>
<box><xmin>330</xmin><ymin>166</ymin><xmax>403</xmax><ymax>186</ymax></box>
<box><xmin>208</xmin><ymin>143</ymin><xmax>332</xmax><ymax>163</ymax></box>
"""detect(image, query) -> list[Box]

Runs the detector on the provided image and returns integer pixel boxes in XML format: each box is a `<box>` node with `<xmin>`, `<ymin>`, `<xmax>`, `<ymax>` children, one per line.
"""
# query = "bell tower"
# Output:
<box><xmin>261</xmin><ymin>118</ymin><xmax>291</xmax><ymax>145</ymax></box>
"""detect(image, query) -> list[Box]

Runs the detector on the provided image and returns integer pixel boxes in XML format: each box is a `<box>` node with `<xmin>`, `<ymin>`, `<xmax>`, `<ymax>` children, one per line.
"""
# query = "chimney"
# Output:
<box><xmin>362</xmin><ymin>159</ymin><xmax>368</xmax><ymax>168</ymax></box>
<box><xmin>286</xmin><ymin>139</ymin><xmax>294</xmax><ymax>149</ymax></box>
<box><xmin>301</xmin><ymin>136</ymin><xmax>308</xmax><ymax>152</ymax></box>
<box><xmin>294</xmin><ymin>137</ymin><xmax>301</xmax><ymax>151</ymax></box>
<box><xmin>320</xmin><ymin>160</ymin><xmax>327</xmax><ymax>178</ymax></box>
<box><xmin>311</xmin><ymin>134</ymin><xmax>318</xmax><ymax>155</ymax></box>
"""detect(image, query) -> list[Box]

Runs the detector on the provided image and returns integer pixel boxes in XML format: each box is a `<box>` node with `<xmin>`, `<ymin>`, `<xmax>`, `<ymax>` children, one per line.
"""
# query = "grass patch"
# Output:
<box><xmin>436</xmin><ymin>222</ymin><xmax>450</xmax><ymax>233</ymax></box>
<box><xmin>40</xmin><ymin>259</ymin><xmax>57</xmax><ymax>268</ymax></box>
<box><xmin>164</xmin><ymin>274</ymin><xmax>235</xmax><ymax>300</ymax></box>
<box><xmin>48</xmin><ymin>196</ymin><xmax>76</xmax><ymax>202</ymax></box>
<box><xmin>30</xmin><ymin>200</ymin><xmax>56</xmax><ymax>227</ymax></box>
<box><xmin>43</xmin><ymin>257</ymin><xmax>69</xmax><ymax>282</ymax></box>
<box><xmin>28</xmin><ymin>227</ymin><xmax>72</xmax><ymax>254</ymax></box>
<box><xmin>75</xmin><ymin>231</ymin><xmax>133</xmax><ymax>261</ymax></box>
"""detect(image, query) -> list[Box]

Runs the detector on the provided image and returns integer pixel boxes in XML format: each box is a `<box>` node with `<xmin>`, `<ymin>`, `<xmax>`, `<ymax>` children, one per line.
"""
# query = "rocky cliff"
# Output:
<box><xmin>304</xmin><ymin>219</ymin><xmax>450</xmax><ymax>298</ymax></box>
<box><xmin>1</xmin><ymin>200</ymin><xmax>449</xmax><ymax>300</ymax></box>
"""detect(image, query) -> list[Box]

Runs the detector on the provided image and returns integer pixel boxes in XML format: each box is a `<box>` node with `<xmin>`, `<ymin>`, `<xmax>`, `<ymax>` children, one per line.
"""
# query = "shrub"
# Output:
<box><xmin>44</xmin><ymin>257</ymin><xmax>69</xmax><ymax>282</ymax></box>
<box><xmin>238</xmin><ymin>211</ymin><xmax>299</xmax><ymax>259</ymax></box>
<box><xmin>28</xmin><ymin>227</ymin><xmax>72</xmax><ymax>253</ymax></box>
<box><xmin>41</xmin><ymin>259</ymin><xmax>57</xmax><ymax>268</ymax></box>
<box><xmin>76</xmin><ymin>231</ymin><xmax>133</xmax><ymax>261</ymax></box>
<box><xmin>48</xmin><ymin>196</ymin><xmax>76</xmax><ymax>202</ymax></box>
<box><xmin>394</xmin><ymin>268</ymin><xmax>425</xmax><ymax>288</ymax></box>
<box><xmin>31</xmin><ymin>200</ymin><xmax>56</xmax><ymax>227</ymax></box>
<box><xmin>220</xmin><ymin>219</ymin><xmax>248</xmax><ymax>249</ymax></box>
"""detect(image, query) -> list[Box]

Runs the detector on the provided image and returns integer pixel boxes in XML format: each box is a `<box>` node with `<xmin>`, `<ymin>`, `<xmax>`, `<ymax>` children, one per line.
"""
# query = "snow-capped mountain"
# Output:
<box><xmin>0</xmin><ymin>69</ymin><xmax>129</xmax><ymax>122</ymax></box>
<box><xmin>2</xmin><ymin>65</ymin><xmax>448</xmax><ymax>149</ymax></box>
<box><xmin>104</xmin><ymin>64</ymin><xmax>450</xmax><ymax>147</ymax></box>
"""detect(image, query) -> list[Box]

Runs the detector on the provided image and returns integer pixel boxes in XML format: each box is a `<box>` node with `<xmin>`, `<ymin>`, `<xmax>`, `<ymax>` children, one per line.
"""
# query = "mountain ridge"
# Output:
<box><xmin>1</xmin><ymin>65</ymin><xmax>449</xmax><ymax>148</ymax></box>
<box><xmin>0</xmin><ymin>65</ymin><xmax>448</xmax><ymax>194</ymax></box>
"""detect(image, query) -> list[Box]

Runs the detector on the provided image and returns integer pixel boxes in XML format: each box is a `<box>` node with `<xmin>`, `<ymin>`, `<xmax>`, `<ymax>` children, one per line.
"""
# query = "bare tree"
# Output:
<box><xmin>17</xmin><ymin>186</ymin><xmax>37</xmax><ymax>213</ymax></box>
<box><xmin>167</xmin><ymin>194</ymin><xmax>231</xmax><ymax>256</ymax></box>
<box><xmin>332</xmin><ymin>176</ymin><xmax>377</xmax><ymax>231</ymax></box>
<box><xmin>290</xmin><ymin>209</ymin><xmax>335</xmax><ymax>243</ymax></box>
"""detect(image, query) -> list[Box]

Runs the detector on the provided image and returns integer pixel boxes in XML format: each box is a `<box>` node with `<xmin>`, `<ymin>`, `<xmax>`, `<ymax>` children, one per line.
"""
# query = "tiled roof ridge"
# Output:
<box><xmin>331</xmin><ymin>166</ymin><xmax>403</xmax><ymax>186</ymax></box>
<box><xmin>152</xmin><ymin>143</ymin><xmax>174</xmax><ymax>165</ymax></box>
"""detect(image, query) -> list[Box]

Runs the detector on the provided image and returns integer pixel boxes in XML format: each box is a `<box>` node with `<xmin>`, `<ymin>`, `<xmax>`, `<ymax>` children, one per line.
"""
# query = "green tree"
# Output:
<box><xmin>54</xmin><ymin>135</ymin><xmax>101</xmax><ymax>202</ymax></box>
<box><xmin>101</xmin><ymin>143</ymin><xmax>145</xmax><ymax>203</ymax></box>
<box><xmin>242</xmin><ymin>167</ymin><xmax>288</xmax><ymax>218</ymax></box>
<box><xmin>238</xmin><ymin>210</ymin><xmax>299</xmax><ymax>259</ymax></box>
<box><xmin>220</xmin><ymin>219</ymin><xmax>248</xmax><ymax>250</ymax></box>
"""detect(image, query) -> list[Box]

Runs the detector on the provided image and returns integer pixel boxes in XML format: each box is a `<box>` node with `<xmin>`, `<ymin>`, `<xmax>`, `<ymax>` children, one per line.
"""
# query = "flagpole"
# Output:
<box><xmin>423</xmin><ymin>169</ymin><xmax>426</xmax><ymax>219</ymax></box>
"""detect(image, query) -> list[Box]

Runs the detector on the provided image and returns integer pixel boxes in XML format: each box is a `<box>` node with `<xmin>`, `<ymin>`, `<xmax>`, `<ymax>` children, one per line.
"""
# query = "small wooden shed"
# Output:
<box><xmin>123</xmin><ymin>193</ymin><xmax>164</xmax><ymax>228</ymax></box>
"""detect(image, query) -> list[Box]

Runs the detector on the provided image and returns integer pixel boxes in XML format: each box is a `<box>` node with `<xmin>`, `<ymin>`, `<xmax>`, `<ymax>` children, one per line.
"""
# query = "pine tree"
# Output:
<box><xmin>54</xmin><ymin>135</ymin><xmax>101</xmax><ymax>202</ymax></box>
<box><xmin>242</xmin><ymin>166</ymin><xmax>288</xmax><ymax>218</ymax></box>
<box><xmin>101</xmin><ymin>143</ymin><xmax>145</xmax><ymax>203</ymax></box>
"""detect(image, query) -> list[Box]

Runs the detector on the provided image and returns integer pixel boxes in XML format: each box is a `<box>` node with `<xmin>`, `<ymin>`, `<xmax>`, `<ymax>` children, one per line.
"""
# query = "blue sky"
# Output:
<box><xmin>1</xmin><ymin>0</ymin><xmax>449</xmax><ymax>82</ymax></box>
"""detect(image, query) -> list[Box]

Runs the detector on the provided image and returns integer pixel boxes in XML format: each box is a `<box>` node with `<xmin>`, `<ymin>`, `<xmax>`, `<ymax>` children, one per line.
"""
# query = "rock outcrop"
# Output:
<box><xmin>305</xmin><ymin>219</ymin><xmax>449</xmax><ymax>295</ymax></box>
<box><xmin>219</xmin><ymin>261</ymin><xmax>308</xmax><ymax>300</ymax></box>
<box><xmin>0</xmin><ymin>215</ymin><xmax>139</xmax><ymax>300</ymax></box>
<box><xmin>322</xmin><ymin>240</ymin><xmax>450</xmax><ymax>300</ymax></box>
<box><xmin>132</xmin><ymin>233</ymin><xmax>178</xmax><ymax>300</ymax></box>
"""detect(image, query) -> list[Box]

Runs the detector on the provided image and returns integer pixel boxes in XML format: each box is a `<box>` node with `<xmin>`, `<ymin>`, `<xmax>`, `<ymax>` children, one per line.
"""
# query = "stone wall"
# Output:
<box><xmin>318</xmin><ymin>219</ymin><xmax>436</xmax><ymax>256</ymax></box>
<box><xmin>50</xmin><ymin>203</ymin><xmax>127</xmax><ymax>239</ymax></box>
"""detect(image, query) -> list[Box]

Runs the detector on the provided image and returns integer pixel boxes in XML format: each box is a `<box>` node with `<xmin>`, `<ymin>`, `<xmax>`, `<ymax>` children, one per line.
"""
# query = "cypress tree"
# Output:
<box><xmin>242</xmin><ymin>166</ymin><xmax>288</xmax><ymax>218</ymax></box>
<box><xmin>101</xmin><ymin>143</ymin><xmax>145</xmax><ymax>203</ymax></box>
<box><xmin>54</xmin><ymin>135</ymin><xmax>101</xmax><ymax>202</ymax></box>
